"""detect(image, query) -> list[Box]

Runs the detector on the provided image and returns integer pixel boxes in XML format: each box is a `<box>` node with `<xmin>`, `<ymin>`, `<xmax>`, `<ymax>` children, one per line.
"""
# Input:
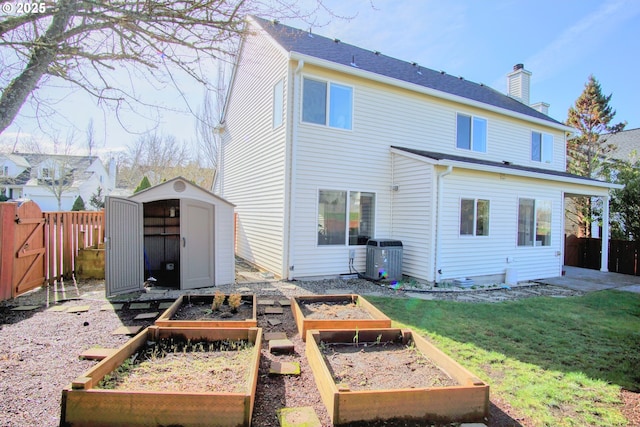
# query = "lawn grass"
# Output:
<box><xmin>367</xmin><ymin>290</ymin><xmax>640</xmax><ymax>427</ymax></box>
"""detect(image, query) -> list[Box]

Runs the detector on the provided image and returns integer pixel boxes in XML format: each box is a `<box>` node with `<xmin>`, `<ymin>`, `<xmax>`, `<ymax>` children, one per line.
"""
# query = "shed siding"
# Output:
<box><xmin>390</xmin><ymin>154</ymin><xmax>435</xmax><ymax>281</ymax></box>
<box><xmin>220</xmin><ymin>29</ymin><xmax>289</xmax><ymax>276</ymax></box>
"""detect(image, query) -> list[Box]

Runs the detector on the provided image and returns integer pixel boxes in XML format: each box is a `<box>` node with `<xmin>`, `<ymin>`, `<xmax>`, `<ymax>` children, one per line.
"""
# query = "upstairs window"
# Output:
<box><xmin>1</xmin><ymin>166</ymin><xmax>8</xmax><ymax>176</ymax></box>
<box><xmin>303</xmin><ymin>77</ymin><xmax>352</xmax><ymax>130</ymax></box>
<box><xmin>460</xmin><ymin>198</ymin><xmax>490</xmax><ymax>236</ymax></box>
<box><xmin>518</xmin><ymin>198</ymin><xmax>551</xmax><ymax>247</ymax></box>
<box><xmin>531</xmin><ymin>131</ymin><xmax>553</xmax><ymax>163</ymax></box>
<box><xmin>318</xmin><ymin>189</ymin><xmax>375</xmax><ymax>246</ymax></box>
<box><xmin>456</xmin><ymin>113</ymin><xmax>487</xmax><ymax>152</ymax></box>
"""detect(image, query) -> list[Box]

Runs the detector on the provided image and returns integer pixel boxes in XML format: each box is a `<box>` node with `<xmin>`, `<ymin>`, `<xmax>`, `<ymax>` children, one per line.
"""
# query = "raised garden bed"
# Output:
<box><xmin>306</xmin><ymin>328</ymin><xmax>489</xmax><ymax>425</ymax></box>
<box><xmin>155</xmin><ymin>293</ymin><xmax>257</xmax><ymax>328</ymax></box>
<box><xmin>60</xmin><ymin>326</ymin><xmax>262</xmax><ymax>427</ymax></box>
<box><xmin>291</xmin><ymin>294</ymin><xmax>391</xmax><ymax>341</ymax></box>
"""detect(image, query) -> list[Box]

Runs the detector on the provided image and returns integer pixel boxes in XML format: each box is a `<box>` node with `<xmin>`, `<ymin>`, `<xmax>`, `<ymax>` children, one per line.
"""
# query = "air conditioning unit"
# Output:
<box><xmin>365</xmin><ymin>239</ymin><xmax>403</xmax><ymax>281</ymax></box>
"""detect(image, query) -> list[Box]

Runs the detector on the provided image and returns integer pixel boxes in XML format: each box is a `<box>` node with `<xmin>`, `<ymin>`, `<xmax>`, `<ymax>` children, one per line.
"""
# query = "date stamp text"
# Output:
<box><xmin>2</xmin><ymin>2</ymin><xmax>48</xmax><ymax>14</ymax></box>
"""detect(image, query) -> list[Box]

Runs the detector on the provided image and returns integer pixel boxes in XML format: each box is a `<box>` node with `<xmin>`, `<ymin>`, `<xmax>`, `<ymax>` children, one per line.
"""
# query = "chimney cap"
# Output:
<box><xmin>513</xmin><ymin>63</ymin><xmax>524</xmax><ymax>71</ymax></box>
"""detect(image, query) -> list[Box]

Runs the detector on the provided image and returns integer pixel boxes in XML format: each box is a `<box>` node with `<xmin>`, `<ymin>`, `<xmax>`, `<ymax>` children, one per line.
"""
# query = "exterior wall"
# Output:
<box><xmin>390</xmin><ymin>154</ymin><xmax>435</xmax><ymax>281</ymax></box>
<box><xmin>214</xmin><ymin>204</ymin><xmax>236</xmax><ymax>284</ymax></box>
<box><xmin>287</xmin><ymin>63</ymin><xmax>567</xmax><ymax>279</ymax></box>
<box><xmin>220</xmin><ymin>27</ymin><xmax>289</xmax><ymax>276</ymax></box>
<box><xmin>437</xmin><ymin>168</ymin><xmax>565</xmax><ymax>282</ymax></box>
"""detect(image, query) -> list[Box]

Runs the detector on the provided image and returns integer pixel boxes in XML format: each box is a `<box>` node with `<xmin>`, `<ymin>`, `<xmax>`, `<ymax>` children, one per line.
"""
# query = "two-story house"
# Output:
<box><xmin>0</xmin><ymin>153</ymin><xmax>116</xmax><ymax>211</ymax></box>
<box><xmin>218</xmin><ymin>16</ymin><xmax>618</xmax><ymax>284</ymax></box>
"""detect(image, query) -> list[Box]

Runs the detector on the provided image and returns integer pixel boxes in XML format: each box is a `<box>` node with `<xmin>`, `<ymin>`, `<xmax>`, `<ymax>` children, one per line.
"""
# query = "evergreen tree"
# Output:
<box><xmin>605</xmin><ymin>155</ymin><xmax>640</xmax><ymax>240</ymax></box>
<box><xmin>134</xmin><ymin>176</ymin><xmax>152</xmax><ymax>193</ymax></box>
<box><xmin>89</xmin><ymin>187</ymin><xmax>105</xmax><ymax>209</ymax></box>
<box><xmin>565</xmin><ymin>75</ymin><xmax>625</xmax><ymax>236</ymax></box>
<box><xmin>71</xmin><ymin>196</ymin><xmax>86</xmax><ymax>211</ymax></box>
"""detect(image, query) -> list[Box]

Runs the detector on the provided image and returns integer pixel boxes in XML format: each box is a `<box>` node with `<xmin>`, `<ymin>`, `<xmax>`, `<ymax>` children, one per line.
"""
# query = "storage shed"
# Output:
<box><xmin>105</xmin><ymin>177</ymin><xmax>235</xmax><ymax>296</ymax></box>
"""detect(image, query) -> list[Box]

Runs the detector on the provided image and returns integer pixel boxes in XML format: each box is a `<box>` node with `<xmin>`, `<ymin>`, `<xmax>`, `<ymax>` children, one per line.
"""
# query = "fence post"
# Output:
<box><xmin>0</xmin><ymin>203</ymin><xmax>17</xmax><ymax>300</ymax></box>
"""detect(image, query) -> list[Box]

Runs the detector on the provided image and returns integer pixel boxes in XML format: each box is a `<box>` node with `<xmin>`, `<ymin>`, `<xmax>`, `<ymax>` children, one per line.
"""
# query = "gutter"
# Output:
<box><xmin>434</xmin><ymin>165</ymin><xmax>453</xmax><ymax>283</ymax></box>
<box><xmin>286</xmin><ymin>59</ymin><xmax>304</xmax><ymax>280</ymax></box>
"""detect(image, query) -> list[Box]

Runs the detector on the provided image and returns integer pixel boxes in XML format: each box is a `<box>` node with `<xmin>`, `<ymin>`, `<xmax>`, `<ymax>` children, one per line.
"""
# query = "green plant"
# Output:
<box><xmin>352</xmin><ymin>327</ymin><xmax>359</xmax><ymax>347</ymax></box>
<box><xmin>227</xmin><ymin>293</ymin><xmax>242</xmax><ymax>313</ymax></box>
<box><xmin>211</xmin><ymin>290</ymin><xmax>225</xmax><ymax>311</ymax></box>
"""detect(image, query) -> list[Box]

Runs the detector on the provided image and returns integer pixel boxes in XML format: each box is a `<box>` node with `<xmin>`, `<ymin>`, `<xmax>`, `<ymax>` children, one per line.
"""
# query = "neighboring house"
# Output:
<box><xmin>217</xmin><ymin>16</ymin><xmax>619</xmax><ymax>284</ymax></box>
<box><xmin>0</xmin><ymin>153</ymin><xmax>117</xmax><ymax>211</ymax></box>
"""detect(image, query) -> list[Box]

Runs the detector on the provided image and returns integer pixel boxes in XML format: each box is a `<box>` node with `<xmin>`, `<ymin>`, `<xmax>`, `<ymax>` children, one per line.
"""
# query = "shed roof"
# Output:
<box><xmin>129</xmin><ymin>176</ymin><xmax>235</xmax><ymax>207</ymax></box>
<box><xmin>252</xmin><ymin>16</ymin><xmax>562</xmax><ymax>127</ymax></box>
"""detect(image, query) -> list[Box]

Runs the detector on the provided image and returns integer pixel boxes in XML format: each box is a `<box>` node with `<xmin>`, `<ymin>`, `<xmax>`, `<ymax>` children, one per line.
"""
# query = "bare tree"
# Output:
<box><xmin>85</xmin><ymin>118</ymin><xmax>96</xmax><ymax>156</ymax></box>
<box><xmin>0</xmin><ymin>1</ymin><xmax>338</xmax><ymax>136</ymax></box>
<box><xmin>195</xmin><ymin>78</ymin><xmax>226</xmax><ymax>188</ymax></box>
<box><xmin>117</xmin><ymin>132</ymin><xmax>193</xmax><ymax>188</ymax></box>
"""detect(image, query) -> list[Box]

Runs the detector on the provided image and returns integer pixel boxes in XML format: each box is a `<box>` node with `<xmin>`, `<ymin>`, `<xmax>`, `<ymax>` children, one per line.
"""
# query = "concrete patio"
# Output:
<box><xmin>536</xmin><ymin>266</ymin><xmax>640</xmax><ymax>294</ymax></box>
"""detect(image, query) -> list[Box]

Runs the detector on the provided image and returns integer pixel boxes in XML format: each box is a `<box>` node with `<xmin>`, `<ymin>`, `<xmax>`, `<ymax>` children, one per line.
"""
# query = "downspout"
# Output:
<box><xmin>434</xmin><ymin>165</ymin><xmax>452</xmax><ymax>283</ymax></box>
<box><xmin>286</xmin><ymin>59</ymin><xmax>304</xmax><ymax>280</ymax></box>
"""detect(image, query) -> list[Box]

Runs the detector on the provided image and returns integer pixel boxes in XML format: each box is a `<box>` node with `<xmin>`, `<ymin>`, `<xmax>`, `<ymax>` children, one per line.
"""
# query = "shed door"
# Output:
<box><xmin>105</xmin><ymin>197</ymin><xmax>144</xmax><ymax>296</ymax></box>
<box><xmin>180</xmin><ymin>199</ymin><xmax>215</xmax><ymax>290</ymax></box>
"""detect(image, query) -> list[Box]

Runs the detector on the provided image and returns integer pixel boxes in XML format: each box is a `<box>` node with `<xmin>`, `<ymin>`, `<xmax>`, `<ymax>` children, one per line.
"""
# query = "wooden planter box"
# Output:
<box><xmin>155</xmin><ymin>294</ymin><xmax>257</xmax><ymax>328</ymax></box>
<box><xmin>61</xmin><ymin>326</ymin><xmax>262</xmax><ymax>427</ymax></box>
<box><xmin>306</xmin><ymin>328</ymin><xmax>489</xmax><ymax>425</ymax></box>
<box><xmin>291</xmin><ymin>294</ymin><xmax>392</xmax><ymax>341</ymax></box>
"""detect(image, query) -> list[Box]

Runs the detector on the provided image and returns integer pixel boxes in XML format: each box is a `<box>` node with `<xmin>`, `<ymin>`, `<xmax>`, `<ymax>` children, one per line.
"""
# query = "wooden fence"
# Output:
<box><xmin>564</xmin><ymin>235</ymin><xmax>640</xmax><ymax>276</ymax></box>
<box><xmin>43</xmin><ymin>210</ymin><xmax>105</xmax><ymax>284</ymax></box>
<box><xmin>0</xmin><ymin>200</ymin><xmax>104</xmax><ymax>300</ymax></box>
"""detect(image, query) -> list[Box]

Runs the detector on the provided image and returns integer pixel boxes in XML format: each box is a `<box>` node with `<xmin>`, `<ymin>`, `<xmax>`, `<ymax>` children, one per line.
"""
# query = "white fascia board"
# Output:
<box><xmin>389</xmin><ymin>147</ymin><xmax>622</xmax><ymax>190</ymax></box>
<box><xmin>289</xmin><ymin>52</ymin><xmax>573</xmax><ymax>133</ymax></box>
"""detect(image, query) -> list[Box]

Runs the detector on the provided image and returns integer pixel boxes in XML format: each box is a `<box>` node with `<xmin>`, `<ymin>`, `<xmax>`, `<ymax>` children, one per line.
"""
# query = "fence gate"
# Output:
<box><xmin>0</xmin><ymin>200</ymin><xmax>46</xmax><ymax>299</ymax></box>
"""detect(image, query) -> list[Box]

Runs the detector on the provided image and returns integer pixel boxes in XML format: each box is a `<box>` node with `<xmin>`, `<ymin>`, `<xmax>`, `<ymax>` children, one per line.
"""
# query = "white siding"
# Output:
<box><xmin>220</xmin><ymin>28</ymin><xmax>289</xmax><ymax>276</ymax></box>
<box><xmin>215</xmin><ymin>204</ymin><xmax>236</xmax><ymax>284</ymax></box>
<box><xmin>438</xmin><ymin>168</ymin><xmax>564</xmax><ymax>282</ymax></box>
<box><xmin>390</xmin><ymin>154</ymin><xmax>435</xmax><ymax>281</ymax></box>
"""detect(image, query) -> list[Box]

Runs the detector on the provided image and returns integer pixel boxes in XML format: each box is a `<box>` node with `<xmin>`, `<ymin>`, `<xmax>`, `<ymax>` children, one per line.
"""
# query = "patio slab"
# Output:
<box><xmin>537</xmin><ymin>266</ymin><xmax>640</xmax><ymax>294</ymax></box>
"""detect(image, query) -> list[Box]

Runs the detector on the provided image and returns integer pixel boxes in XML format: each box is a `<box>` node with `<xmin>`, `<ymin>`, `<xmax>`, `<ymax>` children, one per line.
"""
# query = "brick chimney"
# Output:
<box><xmin>507</xmin><ymin>63</ymin><xmax>531</xmax><ymax>105</ymax></box>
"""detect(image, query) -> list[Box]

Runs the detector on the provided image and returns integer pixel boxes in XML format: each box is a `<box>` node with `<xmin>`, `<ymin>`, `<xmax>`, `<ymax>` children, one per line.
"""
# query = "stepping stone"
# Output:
<box><xmin>67</xmin><ymin>305</ymin><xmax>91</xmax><ymax>313</ymax></box>
<box><xmin>265</xmin><ymin>307</ymin><xmax>284</xmax><ymax>315</ymax></box>
<box><xmin>278</xmin><ymin>299</ymin><xmax>291</xmax><ymax>306</ymax></box>
<box><xmin>79</xmin><ymin>348</ymin><xmax>117</xmax><ymax>360</ymax></box>
<box><xmin>258</xmin><ymin>299</ymin><xmax>275</xmax><ymax>305</ymax></box>
<box><xmin>158</xmin><ymin>302</ymin><xmax>174</xmax><ymax>309</ymax></box>
<box><xmin>129</xmin><ymin>302</ymin><xmax>151</xmax><ymax>309</ymax></box>
<box><xmin>269</xmin><ymin>361</ymin><xmax>300</xmax><ymax>375</ymax></box>
<box><xmin>134</xmin><ymin>312</ymin><xmax>159</xmax><ymax>320</ymax></box>
<box><xmin>47</xmin><ymin>306</ymin><xmax>68</xmax><ymax>312</ymax></box>
<box><xmin>277</xmin><ymin>407</ymin><xmax>321</xmax><ymax>427</ymax></box>
<box><xmin>264</xmin><ymin>332</ymin><xmax>287</xmax><ymax>341</ymax></box>
<box><xmin>268</xmin><ymin>318</ymin><xmax>283</xmax><ymax>326</ymax></box>
<box><xmin>112</xmin><ymin>326</ymin><xmax>143</xmax><ymax>335</ymax></box>
<box><xmin>261</xmin><ymin>287</ymin><xmax>276</xmax><ymax>292</ymax></box>
<box><xmin>101</xmin><ymin>303</ymin><xmax>123</xmax><ymax>311</ymax></box>
<box><xmin>281</xmin><ymin>284</ymin><xmax>297</xmax><ymax>290</ymax></box>
<box><xmin>236</xmin><ymin>287</ymin><xmax>252</xmax><ymax>293</ymax></box>
<box><xmin>10</xmin><ymin>305</ymin><xmax>40</xmax><ymax>311</ymax></box>
<box><xmin>269</xmin><ymin>338</ymin><xmax>294</xmax><ymax>354</ymax></box>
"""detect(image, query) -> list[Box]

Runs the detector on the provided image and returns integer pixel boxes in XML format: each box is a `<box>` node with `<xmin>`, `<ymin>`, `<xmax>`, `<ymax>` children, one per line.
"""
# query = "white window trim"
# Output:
<box><xmin>459</xmin><ymin>197</ymin><xmax>491</xmax><ymax>237</ymax></box>
<box><xmin>531</xmin><ymin>131</ymin><xmax>553</xmax><ymax>163</ymax></box>
<box><xmin>455</xmin><ymin>112</ymin><xmax>488</xmax><ymax>153</ymax></box>
<box><xmin>516</xmin><ymin>198</ymin><xmax>552</xmax><ymax>248</ymax></box>
<box><xmin>316</xmin><ymin>188</ymin><xmax>376</xmax><ymax>247</ymax></box>
<box><xmin>301</xmin><ymin>75</ymin><xmax>354</xmax><ymax>131</ymax></box>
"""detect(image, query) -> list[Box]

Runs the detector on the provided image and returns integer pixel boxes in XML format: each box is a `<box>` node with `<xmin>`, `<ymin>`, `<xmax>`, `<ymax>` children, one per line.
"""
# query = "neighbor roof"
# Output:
<box><xmin>252</xmin><ymin>16</ymin><xmax>563</xmax><ymax>127</ymax></box>
<box><xmin>602</xmin><ymin>128</ymin><xmax>640</xmax><ymax>161</ymax></box>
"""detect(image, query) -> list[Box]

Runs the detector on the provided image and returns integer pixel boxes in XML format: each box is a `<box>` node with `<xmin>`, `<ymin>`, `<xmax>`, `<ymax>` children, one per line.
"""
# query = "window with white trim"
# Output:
<box><xmin>456</xmin><ymin>113</ymin><xmax>487</xmax><ymax>152</ymax></box>
<box><xmin>0</xmin><ymin>166</ymin><xmax>8</xmax><ymax>176</ymax></box>
<box><xmin>318</xmin><ymin>190</ymin><xmax>375</xmax><ymax>245</ymax></box>
<box><xmin>517</xmin><ymin>198</ymin><xmax>551</xmax><ymax>246</ymax></box>
<box><xmin>303</xmin><ymin>77</ymin><xmax>353</xmax><ymax>130</ymax></box>
<box><xmin>531</xmin><ymin>131</ymin><xmax>553</xmax><ymax>163</ymax></box>
<box><xmin>273</xmin><ymin>79</ymin><xmax>284</xmax><ymax>128</ymax></box>
<box><xmin>460</xmin><ymin>198</ymin><xmax>490</xmax><ymax>236</ymax></box>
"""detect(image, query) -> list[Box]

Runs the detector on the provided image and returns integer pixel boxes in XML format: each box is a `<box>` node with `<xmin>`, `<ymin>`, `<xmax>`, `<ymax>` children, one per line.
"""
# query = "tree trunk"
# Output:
<box><xmin>0</xmin><ymin>0</ymin><xmax>77</xmax><ymax>134</ymax></box>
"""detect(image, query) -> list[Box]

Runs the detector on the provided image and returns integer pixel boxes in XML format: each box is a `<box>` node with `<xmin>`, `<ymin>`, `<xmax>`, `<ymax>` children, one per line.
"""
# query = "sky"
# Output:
<box><xmin>1</xmin><ymin>0</ymin><xmax>639</xmax><ymax>157</ymax></box>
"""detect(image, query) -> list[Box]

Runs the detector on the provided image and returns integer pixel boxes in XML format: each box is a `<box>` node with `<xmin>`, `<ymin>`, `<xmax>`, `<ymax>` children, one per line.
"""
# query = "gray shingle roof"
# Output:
<box><xmin>601</xmin><ymin>128</ymin><xmax>640</xmax><ymax>161</ymax></box>
<box><xmin>391</xmin><ymin>146</ymin><xmax>607</xmax><ymax>184</ymax></box>
<box><xmin>253</xmin><ymin>16</ymin><xmax>562</xmax><ymax>126</ymax></box>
